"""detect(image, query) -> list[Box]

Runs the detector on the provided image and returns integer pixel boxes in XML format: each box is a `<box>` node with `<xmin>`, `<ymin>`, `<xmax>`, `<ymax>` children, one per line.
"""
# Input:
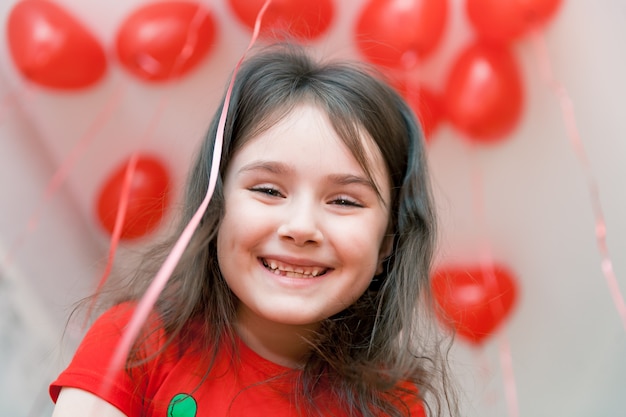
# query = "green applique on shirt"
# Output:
<box><xmin>167</xmin><ymin>393</ymin><xmax>197</xmax><ymax>417</ymax></box>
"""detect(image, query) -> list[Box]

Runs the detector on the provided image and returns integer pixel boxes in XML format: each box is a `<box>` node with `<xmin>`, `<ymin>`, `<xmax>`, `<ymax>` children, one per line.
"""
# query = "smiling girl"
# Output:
<box><xmin>50</xmin><ymin>44</ymin><xmax>456</xmax><ymax>417</ymax></box>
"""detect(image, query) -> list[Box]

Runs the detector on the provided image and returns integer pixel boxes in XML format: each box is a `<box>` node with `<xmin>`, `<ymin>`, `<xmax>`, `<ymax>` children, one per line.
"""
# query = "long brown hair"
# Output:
<box><xmin>99</xmin><ymin>43</ymin><xmax>456</xmax><ymax>416</ymax></box>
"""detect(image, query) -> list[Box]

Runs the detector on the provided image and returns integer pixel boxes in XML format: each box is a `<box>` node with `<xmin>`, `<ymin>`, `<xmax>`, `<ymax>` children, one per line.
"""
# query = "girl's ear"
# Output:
<box><xmin>376</xmin><ymin>234</ymin><xmax>394</xmax><ymax>275</ymax></box>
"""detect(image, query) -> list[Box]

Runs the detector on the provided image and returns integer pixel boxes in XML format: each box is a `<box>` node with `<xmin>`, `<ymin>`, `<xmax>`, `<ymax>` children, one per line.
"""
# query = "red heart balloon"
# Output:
<box><xmin>355</xmin><ymin>0</ymin><xmax>448</xmax><ymax>69</ymax></box>
<box><xmin>7</xmin><ymin>0</ymin><xmax>107</xmax><ymax>90</ymax></box>
<box><xmin>432</xmin><ymin>264</ymin><xmax>518</xmax><ymax>345</ymax></box>
<box><xmin>116</xmin><ymin>1</ymin><xmax>217</xmax><ymax>82</ymax></box>
<box><xmin>466</xmin><ymin>0</ymin><xmax>562</xmax><ymax>43</ymax></box>
<box><xmin>96</xmin><ymin>155</ymin><xmax>170</xmax><ymax>240</ymax></box>
<box><xmin>392</xmin><ymin>80</ymin><xmax>444</xmax><ymax>143</ymax></box>
<box><xmin>443</xmin><ymin>41</ymin><xmax>524</xmax><ymax>143</ymax></box>
<box><xmin>227</xmin><ymin>0</ymin><xmax>334</xmax><ymax>41</ymax></box>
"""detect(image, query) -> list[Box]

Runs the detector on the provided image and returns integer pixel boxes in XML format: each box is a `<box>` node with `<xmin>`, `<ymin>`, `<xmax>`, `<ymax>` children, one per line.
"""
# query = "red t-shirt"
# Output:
<box><xmin>50</xmin><ymin>304</ymin><xmax>425</xmax><ymax>416</ymax></box>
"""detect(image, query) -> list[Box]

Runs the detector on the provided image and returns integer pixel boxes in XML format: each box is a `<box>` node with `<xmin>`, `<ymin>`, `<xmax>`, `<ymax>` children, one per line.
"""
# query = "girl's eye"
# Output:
<box><xmin>330</xmin><ymin>197</ymin><xmax>363</xmax><ymax>208</ymax></box>
<box><xmin>250</xmin><ymin>186</ymin><xmax>284</xmax><ymax>198</ymax></box>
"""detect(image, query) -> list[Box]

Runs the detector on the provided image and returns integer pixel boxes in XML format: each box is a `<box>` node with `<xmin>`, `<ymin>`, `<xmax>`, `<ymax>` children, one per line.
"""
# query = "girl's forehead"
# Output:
<box><xmin>235</xmin><ymin>104</ymin><xmax>381</xmax><ymax>166</ymax></box>
<box><xmin>228</xmin><ymin>103</ymin><xmax>391</xmax><ymax>198</ymax></box>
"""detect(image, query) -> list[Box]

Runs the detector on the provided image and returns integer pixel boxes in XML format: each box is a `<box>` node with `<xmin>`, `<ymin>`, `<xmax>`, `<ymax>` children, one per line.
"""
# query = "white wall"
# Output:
<box><xmin>1</xmin><ymin>0</ymin><xmax>625</xmax><ymax>416</ymax></box>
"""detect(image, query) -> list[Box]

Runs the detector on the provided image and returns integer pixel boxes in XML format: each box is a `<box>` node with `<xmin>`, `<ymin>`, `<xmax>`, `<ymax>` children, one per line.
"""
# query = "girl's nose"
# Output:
<box><xmin>277</xmin><ymin>199</ymin><xmax>324</xmax><ymax>246</ymax></box>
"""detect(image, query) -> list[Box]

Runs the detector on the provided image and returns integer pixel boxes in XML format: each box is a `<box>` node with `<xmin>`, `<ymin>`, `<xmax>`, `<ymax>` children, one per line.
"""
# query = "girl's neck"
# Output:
<box><xmin>234</xmin><ymin>306</ymin><xmax>319</xmax><ymax>368</ymax></box>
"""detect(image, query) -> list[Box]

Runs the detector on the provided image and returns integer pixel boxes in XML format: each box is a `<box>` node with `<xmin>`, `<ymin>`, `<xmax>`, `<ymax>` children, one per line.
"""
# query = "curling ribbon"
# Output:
<box><xmin>103</xmin><ymin>0</ymin><xmax>273</xmax><ymax>390</ymax></box>
<box><xmin>470</xmin><ymin>146</ymin><xmax>520</xmax><ymax>417</ymax></box>
<box><xmin>2</xmin><ymin>85</ymin><xmax>125</xmax><ymax>268</ymax></box>
<box><xmin>87</xmin><ymin>3</ymin><xmax>214</xmax><ymax>320</ymax></box>
<box><xmin>530</xmin><ymin>31</ymin><xmax>626</xmax><ymax>332</ymax></box>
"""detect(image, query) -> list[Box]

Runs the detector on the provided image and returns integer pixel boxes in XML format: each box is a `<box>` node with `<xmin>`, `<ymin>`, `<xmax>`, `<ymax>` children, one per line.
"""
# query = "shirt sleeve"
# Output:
<box><xmin>49</xmin><ymin>303</ymin><xmax>154</xmax><ymax>417</ymax></box>
<box><xmin>395</xmin><ymin>380</ymin><xmax>427</xmax><ymax>417</ymax></box>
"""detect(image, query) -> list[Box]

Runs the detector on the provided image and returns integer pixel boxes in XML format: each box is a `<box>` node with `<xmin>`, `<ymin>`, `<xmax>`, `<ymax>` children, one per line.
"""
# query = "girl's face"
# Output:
<box><xmin>217</xmin><ymin>103</ymin><xmax>392</xmax><ymax>343</ymax></box>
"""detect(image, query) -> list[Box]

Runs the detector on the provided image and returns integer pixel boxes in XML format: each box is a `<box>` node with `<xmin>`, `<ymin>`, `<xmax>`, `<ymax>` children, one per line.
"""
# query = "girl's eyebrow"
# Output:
<box><xmin>237</xmin><ymin>160</ymin><xmax>292</xmax><ymax>175</ymax></box>
<box><xmin>326</xmin><ymin>173</ymin><xmax>377</xmax><ymax>192</ymax></box>
<box><xmin>237</xmin><ymin>160</ymin><xmax>377</xmax><ymax>191</ymax></box>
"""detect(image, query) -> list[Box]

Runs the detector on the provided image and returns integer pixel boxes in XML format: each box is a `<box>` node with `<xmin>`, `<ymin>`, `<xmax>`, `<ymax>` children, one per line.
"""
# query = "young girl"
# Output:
<box><xmin>50</xmin><ymin>44</ymin><xmax>455</xmax><ymax>417</ymax></box>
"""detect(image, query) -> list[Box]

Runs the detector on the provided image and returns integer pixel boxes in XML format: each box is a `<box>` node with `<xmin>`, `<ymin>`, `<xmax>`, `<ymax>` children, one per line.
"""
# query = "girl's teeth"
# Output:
<box><xmin>263</xmin><ymin>258</ymin><xmax>326</xmax><ymax>277</ymax></box>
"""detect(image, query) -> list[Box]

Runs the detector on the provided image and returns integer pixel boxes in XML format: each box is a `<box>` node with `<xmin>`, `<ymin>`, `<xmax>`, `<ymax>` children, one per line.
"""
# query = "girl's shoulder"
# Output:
<box><xmin>387</xmin><ymin>380</ymin><xmax>427</xmax><ymax>417</ymax></box>
<box><xmin>84</xmin><ymin>302</ymin><xmax>165</xmax><ymax>351</ymax></box>
<box><xmin>89</xmin><ymin>302</ymin><xmax>198</xmax><ymax>364</ymax></box>
<box><xmin>92</xmin><ymin>302</ymin><xmax>142</xmax><ymax>328</ymax></box>
<box><xmin>50</xmin><ymin>302</ymin><xmax>203</xmax><ymax>415</ymax></box>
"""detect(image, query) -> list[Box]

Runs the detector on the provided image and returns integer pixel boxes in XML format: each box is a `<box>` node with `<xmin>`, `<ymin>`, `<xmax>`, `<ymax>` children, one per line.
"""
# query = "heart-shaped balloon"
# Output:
<box><xmin>96</xmin><ymin>155</ymin><xmax>171</xmax><ymax>240</ymax></box>
<box><xmin>443</xmin><ymin>40</ymin><xmax>524</xmax><ymax>143</ymax></box>
<box><xmin>116</xmin><ymin>1</ymin><xmax>217</xmax><ymax>82</ymax></box>
<box><xmin>7</xmin><ymin>0</ymin><xmax>107</xmax><ymax>90</ymax></box>
<box><xmin>227</xmin><ymin>0</ymin><xmax>334</xmax><ymax>41</ymax></box>
<box><xmin>392</xmin><ymin>80</ymin><xmax>444</xmax><ymax>143</ymax></box>
<box><xmin>466</xmin><ymin>0</ymin><xmax>562</xmax><ymax>43</ymax></box>
<box><xmin>354</xmin><ymin>0</ymin><xmax>448</xmax><ymax>69</ymax></box>
<box><xmin>432</xmin><ymin>264</ymin><xmax>519</xmax><ymax>345</ymax></box>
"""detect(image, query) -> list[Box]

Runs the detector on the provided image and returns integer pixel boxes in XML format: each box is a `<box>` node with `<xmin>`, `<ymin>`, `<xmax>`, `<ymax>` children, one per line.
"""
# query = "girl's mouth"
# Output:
<box><xmin>261</xmin><ymin>258</ymin><xmax>329</xmax><ymax>278</ymax></box>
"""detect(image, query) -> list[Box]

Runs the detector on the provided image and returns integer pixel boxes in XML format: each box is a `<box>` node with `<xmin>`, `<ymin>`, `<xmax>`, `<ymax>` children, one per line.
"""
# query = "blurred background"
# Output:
<box><xmin>1</xmin><ymin>0</ymin><xmax>625</xmax><ymax>416</ymax></box>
